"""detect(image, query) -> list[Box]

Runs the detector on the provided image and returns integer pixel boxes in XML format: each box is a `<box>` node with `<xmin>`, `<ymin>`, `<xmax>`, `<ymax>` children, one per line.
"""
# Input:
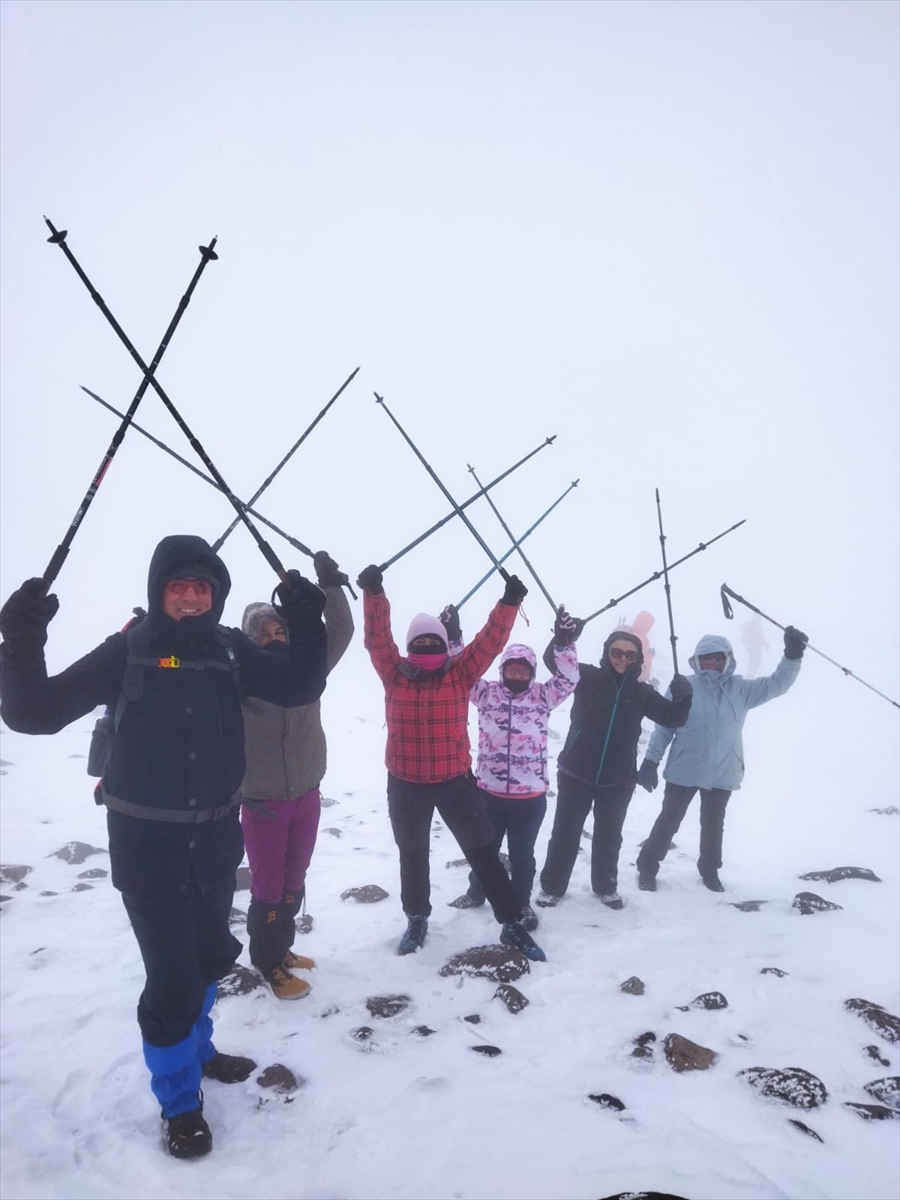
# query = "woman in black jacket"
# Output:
<box><xmin>538</xmin><ymin>629</ymin><xmax>691</xmax><ymax>909</ymax></box>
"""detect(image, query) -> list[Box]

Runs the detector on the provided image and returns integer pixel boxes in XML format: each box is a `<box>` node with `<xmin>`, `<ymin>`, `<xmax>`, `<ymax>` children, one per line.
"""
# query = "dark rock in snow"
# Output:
<box><xmin>470</xmin><ymin>1044</ymin><xmax>502</xmax><ymax>1057</ymax></box>
<box><xmin>843</xmin><ymin>1102</ymin><xmax>899</xmax><ymax>1121</ymax></box>
<box><xmin>691</xmin><ymin>991</ymin><xmax>728</xmax><ymax>1010</ymax></box>
<box><xmin>586</xmin><ymin>1093</ymin><xmax>625</xmax><ymax>1111</ymax></box>
<box><xmin>868</xmin><ymin>806</ymin><xmax>898</xmax><ymax>815</ymax></box>
<box><xmin>0</xmin><ymin>865</ymin><xmax>32</xmax><ymax>885</ymax></box>
<box><xmin>234</xmin><ymin>866</ymin><xmax>252</xmax><ymax>891</ymax></box>
<box><xmin>366</xmin><ymin>994</ymin><xmax>410</xmax><ymax>1019</ymax></box>
<box><xmin>844</xmin><ymin>998</ymin><xmax>900</xmax><ymax>1044</ymax></box>
<box><xmin>732</xmin><ymin>900</ymin><xmax>768</xmax><ymax>912</ymax></box>
<box><xmin>217</xmin><ymin>965</ymin><xmax>264</xmax><ymax>997</ymax></box>
<box><xmin>863</xmin><ymin>1076</ymin><xmax>900</xmax><ymax>1111</ymax></box>
<box><xmin>0</xmin><ymin>894</ymin><xmax>13</xmax><ymax>904</ymax></box>
<box><xmin>792</xmin><ymin>892</ymin><xmax>842</xmax><ymax>915</ymax></box>
<box><xmin>76</xmin><ymin>868</ymin><xmax>107</xmax><ymax>879</ymax></box>
<box><xmin>631</xmin><ymin>1031</ymin><xmax>657</xmax><ymax>1060</ymax></box>
<box><xmin>494</xmin><ymin>984</ymin><xmax>529</xmax><ymax>1013</ymax></box>
<box><xmin>341</xmin><ymin>884</ymin><xmax>389</xmax><ymax>903</ymax></box>
<box><xmin>463</xmin><ymin>1014</ymin><xmax>481</xmax><ymax>1024</ymax></box>
<box><xmin>598</xmin><ymin>1192</ymin><xmax>690</xmax><ymax>1199</ymax></box>
<box><xmin>0</xmin><ymin>759</ymin><xmax>14</xmax><ymax>767</ymax></box>
<box><xmin>257</xmin><ymin>1064</ymin><xmax>300</xmax><ymax>1093</ymax></box>
<box><xmin>439</xmin><ymin>944</ymin><xmax>529</xmax><ymax>983</ymax></box>
<box><xmin>411</xmin><ymin>1025</ymin><xmax>436</xmax><ymax>1037</ymax></box>
<box><xmin>788</xmin><ymin>1118</ymin><xmax>823</xmax><ymax>1142</ymax></box>
<box><xmin>228</xmin><ymin>907</ymin><xmax>247</xmax><ymax>926</ymax></box>
<box><xmin>620</xmin><ymin>976</ymin><xmax>645</xmax><ymax>995</ymax></box>
<box><xmin>664</xmin><ymin>1033</ymin><xmax>718</xmax><ymax>1072</ymax></box>
<box><xmin>863</xmin><ymin>1045</ymin><xmax>891</xmax><ymax>1068</ymax></box>
<box><xmin>71</xmin><ymin>883</ymin><xmax>93</xmax><ymax>892</ymax></box>
<box><xmin>739</xmin><ymin>1066</ymin><xmax>827</xmax><ymax>1109</ymax></box>
<box><xmin>320</xmin><ymin>796</ymin><xmax>337</xmax><ymax>807</ymax></box>
<box><xmin>50</xmin><ymin>842</ymin><xmax>106</xmax><ymax>865</ymax></box>
<box><xmin>799</xmin><ymin>866</ymin><xmax>881</xmax><ymax>884</ymax></box>
<box><xmin>351</xmin><ymin>1026</ymin><xmax>375</xmax><ymax>1043</ymax></box>
<box><xmin>39</xmin><ymin>891</ymin><xmax>58</xmax><ymax>897</ymax></box>
<box><xmin>760</xmin><ymin>967</ymin><xmax>788</xmax><ymax>977</ymax></box>
<box><xmin>296</xmin><ymin>914</ymin><xmax>313</xmax><ymax>933</ymax></box>
<box><xmin>323</xmin><ymin>828</ymin><xmax>341</xmax><ymax>838</ymax></box>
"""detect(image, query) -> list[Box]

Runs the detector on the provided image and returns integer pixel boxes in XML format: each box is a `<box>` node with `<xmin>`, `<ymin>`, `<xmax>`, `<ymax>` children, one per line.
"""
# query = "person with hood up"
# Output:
<box><xmin>356</xmin><ymin>562</ymin><xmax>547</xmax><ymax>961</ymax></box>
<box><xmin>240</xmin><ymin>551</ymin><xmax>354</xmax><ymax>1000</ymax></box>
<box><xmin>635</xmin><ymin>626</ymin><xmax>807</xmax><ymax>892</ymax></box>
<box><xmin>537</xmin><ymin>629</ymin><xmax>693</xmax><ymax>910</ymax></box>
<box><xmin>447</xmin><ymin>606</ymin><xmax>580</xmax><ymax>929</ymax></box>
<box><xmin>0</xmin><ymin>536</ymin><xmax>327</xmax><ymax>1160</ymax></box>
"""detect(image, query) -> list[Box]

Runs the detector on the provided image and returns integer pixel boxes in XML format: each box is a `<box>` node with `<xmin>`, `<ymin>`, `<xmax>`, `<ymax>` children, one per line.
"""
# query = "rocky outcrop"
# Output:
<box><xmin>739</xmin><ymin>1066</ymin><xmax>827</xmax><ymax>1109</ymax></box>
<box><xmin>844</xmin><ymin>998</ymin><xmax>900</xmax><ymax>1044</ymax></box>
<box><xmin>620</xmin><ymin>976</ymin><xmax>645</xmax><ymax>995</ymax></box>
<box><xmin>664</xmin><ymin>1033</ymin><xmax>717</xmax><ymax>1072</ymax></box>
<box><xmin>366</xmin><ymin>994</ymin><xmax>410</xmax><ymax>1019</ymax></box>
<box><xmin>792</xmin><ymin>892</ymin><xmax>842</xmax><ymax>915</ymax></box>
<box><xmin>494</xmin><ymin>984</ymin><xmax>529</xmax><ymax>1013</ymax></box>
<box><xmin>439</xmin><ymin>945</ymin><xmax>529</xmax><ymax>983</ymax></box>
<box><xmin>798</xmin><ymin>866</ymin><xmax>881</xmax><ymax>884</ymax></box>
<box><xmin>863</xmin><ymin>1076</ymin><xmax>900</xmax><ymax>1111</ymax></box>
<box><xmin>49</xmin><ymin>842</ymin><xmax>106</xmax><ymax>865</ymax></box>
<box><xmin>341</xmin><ymin>884</ymin><xmax>389</xmax><ymax>903</ymax></box>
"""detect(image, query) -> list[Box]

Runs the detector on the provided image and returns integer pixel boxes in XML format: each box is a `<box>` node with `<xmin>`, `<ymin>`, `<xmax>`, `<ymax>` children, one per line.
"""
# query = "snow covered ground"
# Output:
<box><xmin>1</xmin><ymin>629</ymin><xmax>898</xmax><ymax>1200</ymax></box>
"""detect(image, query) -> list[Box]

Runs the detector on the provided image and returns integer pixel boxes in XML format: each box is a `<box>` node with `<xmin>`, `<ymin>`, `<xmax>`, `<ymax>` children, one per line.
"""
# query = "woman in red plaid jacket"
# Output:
<box><xmin>356</xmin><ymin>564</ymin><xmax>547</xmax><ymax>962</ymax></box>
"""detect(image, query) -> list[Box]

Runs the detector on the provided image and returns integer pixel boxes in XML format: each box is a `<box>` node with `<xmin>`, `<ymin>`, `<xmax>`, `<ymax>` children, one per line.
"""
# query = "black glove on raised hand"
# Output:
<box><xmin>273</xmin><ymin>569</ymin><xmax>326</xmax><ymax>632</ymax></box>
<box><xmin>636</xmin><ymin>759</ymin><xmax>659</xmax><ymax>792</ymax></box>
<box><xmin>356</xmin><ymin>564</ymin><xmax>384</xmax><ymax>595</ymax></box>
<box><xmin>0</xmin><ymin>578</ymin><xmax>59</xmax><ymax>656</ymax></box>
<box><xmin>783</xmin><ymin>625</ymin><xmax>808</xmax><ymax>660</ymax></box>
<box><xmin>500</xmin><ymin>575</ymin><xmax>528</xmax><ymax>607</ymax></box>
<box><xmin>669</xmin><ymin>673</ymin><xmax>693</xmax><ymax>702</ymax></box>
<box><xmin>553</xmin><ymin>606</ymin><xmax>582</xmax><ymax>647</ymax></box>
<box><xmin>440</xmin><ymin>604</ymin><xmax>462</xmax><ymax>642</ymax></box>
<box><xmin>313</xmin><ymin>551</ymin><xmax>349</xmax><ymax>589</ymax></box>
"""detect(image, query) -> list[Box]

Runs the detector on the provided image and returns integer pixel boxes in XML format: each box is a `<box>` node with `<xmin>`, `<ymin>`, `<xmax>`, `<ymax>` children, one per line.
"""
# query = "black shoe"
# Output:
<box><xmin>164</xmin><ymin>1108</ymin><xmax>212</xmax><ymax>1159</ymax></box>
<box><xmin>517</xmin><ymin>904</ymin><xmax>539</xmax><ymax>932</ymax></box>
<box><xmin>598</xmin><ymin>892</ymin><xmax>625</xmax><ymax>910</ymax></box>
<box><xmin>637</xmin><ymin>870</ymin><xmax>657</xmax><ymax>892</ymax></box>
<box><xmin>701</xmin><ymin>872</ymin><xmax>725</xmax><ymax>893</ymax></box>
<box><xmin>397</xmin><ymin>915</ymin><xmax>428</xmax><ymax>955</ymax></box>
<box><xmin>500</xmin><ymin>921</ymin><xmax>547</xmax><ymax>962</ymax></box>
<box><xmin>201</xmin><ymin>1052</ymin><xmax>257</xmax><ymax>1084</ymax></box>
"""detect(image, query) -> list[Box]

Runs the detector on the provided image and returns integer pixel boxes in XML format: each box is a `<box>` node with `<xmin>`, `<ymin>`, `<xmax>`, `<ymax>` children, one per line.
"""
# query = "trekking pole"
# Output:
<box><xmin>374</xmin><ymin>392</ymin><xmax>510</xmax><ymax>580</ymax></box>
<box><xmin>655</xmin><ymin>488</ymin><xmax>679</xmax><ymax>674</ymax></box>
<box><xmin>81</xmin><ymin>386</ymin><xmax>316</xmax><ymax>559</ymax></box>
<box><xmin>40</xmin><ymin>230</ymin><xmax>218</xmax><ymax>586</ymax></box>
<box><xmin>457</xmin><ymin>480</ymin><xmax>579</xmax><ymax>609</ymax></box>
<box><xmin>211</xmin><ymin>366</ymin><xmax>360</xmax><ymax>553</ymax></box>
<box><xmin>721</xmin><ymin>584</ymin><xmax>900</xmax><ymax>710</ymax></box>
<box><xmin>45</xmin><ymin>218</ymin><xmax>288</xmax><ymax>582</ymax></box>
<box><xmin>466</xmin><ymin>463</ymin><xmax>558</xmax><ymax>611</ymax></box>
<box><xmin>583</xmin><ymin>519</ymin><xmax>746</xmax><ymax>623</ymax></box>
<box><xmin>379</xmin><ymin>436</ymin><xmax>555</xmax><ymax>572</ymax></box>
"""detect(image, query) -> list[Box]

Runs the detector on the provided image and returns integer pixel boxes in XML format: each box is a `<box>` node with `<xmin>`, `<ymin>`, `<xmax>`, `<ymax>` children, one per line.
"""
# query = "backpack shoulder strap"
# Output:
<box><xmin>216</xmin><ymin>625</ymin><xmax>241</xmax><ymax>696</ymax></box>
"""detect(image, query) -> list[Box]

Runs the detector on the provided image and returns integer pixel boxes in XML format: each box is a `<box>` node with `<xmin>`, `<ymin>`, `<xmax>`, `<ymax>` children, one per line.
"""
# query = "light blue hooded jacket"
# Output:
<box><xmin>645</xmin><ymin>634</ymin><xmax>801</xmax><ymax>791</ymax></box>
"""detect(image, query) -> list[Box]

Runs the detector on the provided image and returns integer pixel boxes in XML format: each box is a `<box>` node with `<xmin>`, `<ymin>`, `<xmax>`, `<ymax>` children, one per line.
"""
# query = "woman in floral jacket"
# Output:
<box><xmin>448</xmin><ymin>607</ymin><xmax>579</xmax><ymax>930</ymax></box>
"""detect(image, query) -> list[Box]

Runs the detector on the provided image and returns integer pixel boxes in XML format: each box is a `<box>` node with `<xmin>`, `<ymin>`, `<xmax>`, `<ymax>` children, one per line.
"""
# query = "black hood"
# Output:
<box><xmin>147</xmin><ymin>534</ymin><xmax>231</xmax><ymax>634</ymax></box>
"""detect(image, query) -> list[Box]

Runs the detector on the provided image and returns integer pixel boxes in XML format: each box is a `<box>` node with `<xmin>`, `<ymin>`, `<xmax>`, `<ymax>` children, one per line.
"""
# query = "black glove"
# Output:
<box><xmin>356</xmin><ymin>564</ymin><xmax>384</xmax><ymax>595</ymax></box>
<box><xmin>0</xmin><ymin>578</ymin><xmax>59</xmax><ymax>656</ymax></box>
<box><xmin>554</xmin><ymin>606</ymin><xmax>582</xmax><ymax>647</ymax></box>
<box><xmin>313</xmin><ymin>551</ymin><xmax>349</xmax><ymax>589</ymax></box>
<box><xmin>272</xmin><ymin>569</ymin><xmax>326</xmax><ymax>630</ymax></box>
<box><xmin>440</xmin><ymin>604</ymin><xmax>462</xmax><ymax>642</ymax></box>
<box><xmin>500</xmin><ymin>574</ymin><xmax>528</xmax><ymax>607</ymax></box>
<box><xmin>783</xmin><ymin>625</ymin><xmax>808</xmax><ymax>660</ymax></box>
<box><xmin>669</xmin><ymin>673</ymin><xmax>693</xmax><ymax>702</ymax></box>
<box><xmin>636</xmin><ymin>760</ymin><xmax>659</xmax><ymax>792</ymax></box>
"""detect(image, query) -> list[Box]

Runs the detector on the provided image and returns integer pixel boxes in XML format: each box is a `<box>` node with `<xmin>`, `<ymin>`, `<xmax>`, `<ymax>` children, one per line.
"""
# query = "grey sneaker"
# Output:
<box><xmin>598</xmin><ymin>893</ymin><xmax>625</xmax><ymax>910</ymax></box>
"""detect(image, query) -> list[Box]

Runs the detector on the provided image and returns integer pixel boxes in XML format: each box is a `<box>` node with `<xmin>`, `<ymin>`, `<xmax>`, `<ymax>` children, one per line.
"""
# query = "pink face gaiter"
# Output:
<box><xmin>407</xmin><ymin>652</ymin><xmax>448</xmax><ymax>671</ymax></box>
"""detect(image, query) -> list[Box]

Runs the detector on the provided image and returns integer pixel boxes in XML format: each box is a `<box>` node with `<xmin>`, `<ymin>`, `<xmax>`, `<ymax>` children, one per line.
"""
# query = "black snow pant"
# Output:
<box><xmin>636</xmin><ymin>782</ymin><xmax>731</xmax><ymax>879</ymax></box>
<box><xmin>122</xmin><ymin>874</ymin><xmax>241</xmax><ymax>1047</ymax></box>
<box><xmin>539</xmin><ymin>773</ymin><xmax>635</xmax><ymax>898</ymax></box>
<box><xmin>247</xmin><ymin>891</ymin><xmax>304</xmax><ymax>975</ymax></box>
<box><xmin>387</xmin><ymin>771</ymin><xmax>520</xmax><ymax>923</ymax></box>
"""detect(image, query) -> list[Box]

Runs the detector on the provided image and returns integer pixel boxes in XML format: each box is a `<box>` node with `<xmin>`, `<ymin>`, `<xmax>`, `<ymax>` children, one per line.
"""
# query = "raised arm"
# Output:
<box><xmin>313</xmin><ymin>551</ymin><xmax>355</xmax><ymax>674</ymax></box>
<box><xmin>456</xmin><ymin>577</ymin><xmax>527</xmax><ymax>687</ymax></box>
<box><xmin>357</xmin><ymin>565</ymin><xmax>401</xmax><ymax>685</ymax></box>
<box><xmin>741</xmin><ymin>630</ymin><xmax>805</xmax><ymax>708</ymax></box>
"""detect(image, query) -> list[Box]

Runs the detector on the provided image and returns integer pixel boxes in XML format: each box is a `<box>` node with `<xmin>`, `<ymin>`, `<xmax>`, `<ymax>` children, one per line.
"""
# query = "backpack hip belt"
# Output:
<box><xmin>100</xmin><ymin>786</ymin><xmax>241</xmax><ymax>824</ymax></box>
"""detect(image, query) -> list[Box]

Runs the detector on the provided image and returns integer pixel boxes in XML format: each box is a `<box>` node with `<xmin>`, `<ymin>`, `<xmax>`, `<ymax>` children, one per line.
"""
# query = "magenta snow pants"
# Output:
<box><xmin>240</xmin><ymin>788</ymin><xmax>321</xmax><ymax>904</ymax></box>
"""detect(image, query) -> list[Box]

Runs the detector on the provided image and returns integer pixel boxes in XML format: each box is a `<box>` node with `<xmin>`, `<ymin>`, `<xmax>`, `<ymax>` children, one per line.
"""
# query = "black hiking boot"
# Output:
<box><xmin>637</xmin><ymin>870</ymin><xmax>658</xmax><ymax>892</ymax></box>
<box><xmin>701</xmin><ymin>871</ymin><xmax>725</xmax><ymax>892</ymax></box>
<box><xmin>397</xmin><ymin>915</ymin><xmax>428</xmax><ymax>955</ymax></box>
<box><xmin>164</xmin><ymin>1107</ymin><xmax>212</xmax><ymax>1159</ymax></box>
<box><xmin>202</xmin><ymin>1052</ymin><xmax>257</xmax><ymax>1084</ymax></box>
<box><xmin>500</xmin><ymin>921</ymin><xmax>547</xmax><ymax>962</ymax></box>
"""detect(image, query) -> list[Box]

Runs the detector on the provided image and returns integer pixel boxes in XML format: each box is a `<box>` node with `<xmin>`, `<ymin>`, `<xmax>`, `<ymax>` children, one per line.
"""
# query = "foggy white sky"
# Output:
<box><xmin>1</xmin><ymin>0</ymin><xmax>898</xmax><ymax>725</ymax></box>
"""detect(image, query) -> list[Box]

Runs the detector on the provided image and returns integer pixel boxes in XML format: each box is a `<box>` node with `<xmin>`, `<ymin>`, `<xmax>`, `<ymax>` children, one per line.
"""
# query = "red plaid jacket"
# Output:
<box><xmin>364</xmin><ymin>591</ymin><xmax>518</xmax><ymax>783</ymax></box>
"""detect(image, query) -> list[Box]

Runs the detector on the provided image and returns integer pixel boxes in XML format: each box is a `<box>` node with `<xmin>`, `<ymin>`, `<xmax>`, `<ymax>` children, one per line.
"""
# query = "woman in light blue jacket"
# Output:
<box><xmin>635</xmin><ymin>628</ymin><xmax>806</xmax><ymax>891</ymax></box>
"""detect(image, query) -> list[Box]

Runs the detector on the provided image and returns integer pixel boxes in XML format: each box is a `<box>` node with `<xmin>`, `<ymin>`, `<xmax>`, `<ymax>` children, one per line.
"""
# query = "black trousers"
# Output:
<box><xmin>540</xmin><ymin>773</ymin><xmax>635</xmax><ymax>897</ymax></box>
<box><xmin>387</xmin><ymin>772</ymin><xmax>519</xmax><ymax>923</ymax></box>
<box><xmin>122</xmin><ymin>874</ymin><xmax>241</xmax><ymax>1047</ymax></box>
<box><xmin>636</xmin><ymin>782</ymin><xmax>731</xmax><ymax>878</ymax></box>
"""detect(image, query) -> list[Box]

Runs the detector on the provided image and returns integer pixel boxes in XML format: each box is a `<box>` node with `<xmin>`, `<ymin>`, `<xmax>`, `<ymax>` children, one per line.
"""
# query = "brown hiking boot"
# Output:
<box><xmin>283</xmin><ymin>951</ymin><xmax>316</xmax><ymax>971</ymax></box>
<box><xmin>164</xmin><ymin>1108</ymin><xmax>212</xmax><ymax>1159</ymax></box>
<box><xmin>265</xmin><ymin>965</ymin><xmax>311</xmax><ymax>1000</ymax></box>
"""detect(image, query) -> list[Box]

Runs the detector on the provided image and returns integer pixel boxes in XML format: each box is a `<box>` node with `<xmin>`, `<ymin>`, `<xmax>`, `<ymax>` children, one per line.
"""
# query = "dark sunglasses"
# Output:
<box><xmin>609</xmin><ymin>648</ymin><xmax>638</xmax><ymax>662</ymax></box>
<box><xmin>699</xmin><ymin>653</ymin><xmax>727</xmax><ymax>665</ymax></box>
